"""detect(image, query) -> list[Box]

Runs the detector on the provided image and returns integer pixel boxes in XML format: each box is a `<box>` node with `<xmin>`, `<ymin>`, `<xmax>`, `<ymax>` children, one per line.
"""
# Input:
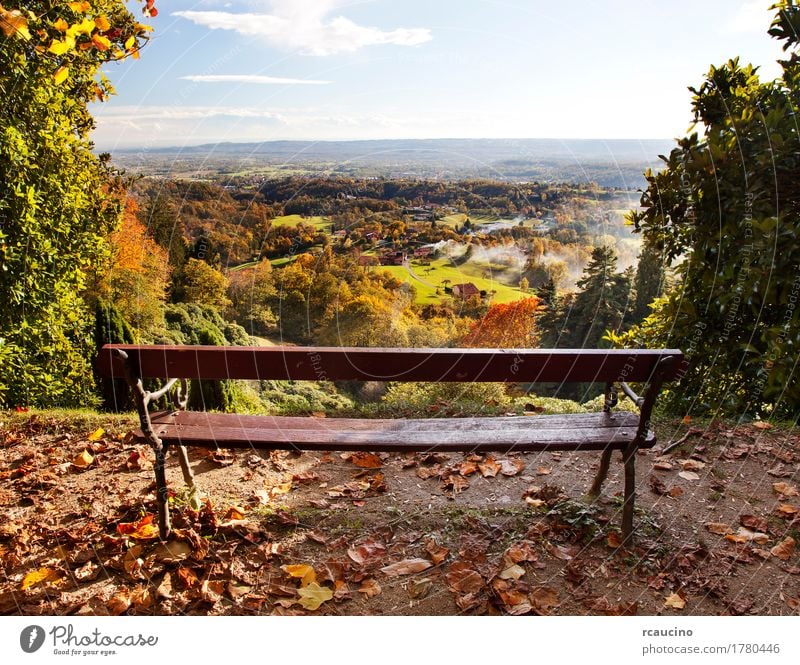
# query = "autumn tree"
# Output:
<box><xmin>103</xmin><ymin>198</ymin><xmax>169</xmax><ymax>333</ymax></box>
<box><xmin>461</xmin><ymin>297</ymin><xmax>541</xmax><ymax>348</ymax></box>
<box><xmin>0</xmin><ymin>1</ymin><xmax>156</xmax><ymax>407</ymax></box>
<box><xmin>613</xmin><ymin>1</ymin><xmax>800</xmax><ymax>416</ymax></box>
<box><xmin>182</xmin><ymin>258</ymin><xmax>231</xmax><ymax>311</ymax></box>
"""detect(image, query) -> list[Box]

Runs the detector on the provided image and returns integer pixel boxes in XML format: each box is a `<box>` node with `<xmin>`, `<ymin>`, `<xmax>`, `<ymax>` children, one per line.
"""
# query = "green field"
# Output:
<box><xmin>270</xmin><ymin>214</ymin><xmax>331</xmax><ymax>230</ymax></box>
<box><xmin>380</xmin><ymin>257</ymin><xmax>528</xmax><ymax>305</ymax></box>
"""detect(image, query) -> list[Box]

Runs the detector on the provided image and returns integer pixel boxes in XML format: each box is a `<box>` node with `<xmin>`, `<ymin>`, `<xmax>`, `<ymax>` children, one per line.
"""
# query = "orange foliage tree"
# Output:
<box><xmin>105</xmin><ymin>197</ymin><xmax>169</xmax><ymax>333</ymax></box>
<box><xmin>461</xmin><ymin>297</ymin><xmax>541</xmax><ymax>348</ymax></box>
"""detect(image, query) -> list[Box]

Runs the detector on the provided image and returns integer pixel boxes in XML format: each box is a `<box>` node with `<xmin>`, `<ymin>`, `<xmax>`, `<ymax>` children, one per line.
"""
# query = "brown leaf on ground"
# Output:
<box><xmin>739</xmin><ymin>515</ymin><xmax>769</xmax><ymax>532</ymax></box>
<box><xmin>504</xmin><ymin>541</ymin><xmax>539</xmax><ymax>565</ymax></box>
<box><xmin>21</xmin><ymin>566</ymin><xmax>62</xmax><ymax>591</ymax></box>
<box><xmin>176</xmin><ymin>567</ymin><xmax>199</xmax><ymax>589</ymax></box>
<box><xmin>773</xmin><ymin>482</ymin><xmax>799</xmax><ymax>497</ymax></box>
<box><xmin>498</xmin><ymin>564</ymin><xmax>525</xmax><ymax>580</ymax></box>
<box><xmin>531</xmin><ymin>586</ymin><xmax>559</xmax><ymax>614</ymax></box>
<box><xmin>607</xmin><ymin>531</ymin><xmax>623</xmax><ymax>548</ymax></box>
<box><xmin>664</xmin><ymin>592</ymin><xmax>686</xmax><ymax>609</ymax></box>
<box><xmin>107</xmin><ymin>590</ymin><xmax>131</xmax><ymax>615</ymax></box>
<box><xmin>705</xmin><ymin>522</ymin><xmax>732</xmax><ymax>535</ymax></box>
<box><xmin>546</xmin><ymin>542</ymin><xmax>578</xmax><ymax>561</ymax></box>
<box><xmin>424</xmin><ymin>540</ymin><xmax>449</xmax><ymax>565</ymax></box>
<box><xmin>649</xmin><ymin>474</ymin><xmax>668</xmax><ymax>495</ymax></box>
<box><xmin>347</xmin><ymin>538</ymin><xmax>387</xmax><ymax>566</ymax></box>
<box><xmin>753</xmin><ymin>421</ymin><xmax>773</xmax><ymax>430</ymax></box>
<box><xmin>776</xmin><ymin>504</ymin><xmax>799</xmax><ymax>517</ymax></box>
<box><xmin>770</xmin><ymin>537</ymin><xmax>796</xmax><ymax>561</ymax></box>
<box><xmin>653</xmin><ymin>461</ymin><xmax>673</xmax><ymax>471</ymax></box>
<box><xmin>71</xmin><ymin>449</ymin><xmax>94</xmax><ymax>470</ymax></box>
<box><xmin>584</xmin><ymin>596</ymin><xmax>638</xmax><ymax>616</ymax></box>
<box><xmin>492</xmin><ymin>578</ymin><xmax>531</xmax><ymax>615</ymax></box>
<box><xmin>358</xmin><ymin>578</ymin><xmax>381</xmax><ymax>598</ymax></box>
<box><xmin>208</xmin><ymin>450</ymin><xmax>234</xmax><ymax>466</ymax></box>
<box><xmin>499</xmin><ymin>458</ymin><xmax>525</xmax><ymax>476</ymax></box>
<box><xmin>725</xmin><ymin>528</ymin><xmax>769</xmax><ymax>545</ymax></box>
<box><xmin>441</xmin><ymin>474</ymin><xmax>469</xmax><ymax>494</ymax></box>
<box><xmin>124</xmin><ymin>449</ymin><xmax>151</xmax><ymax>471</ymax></box>
<box><xmin>380</xmin><ymin>558</ymin><xmax>432</xmax><ymax>577</ymax></box>
<box><xmin>478</xmin><ymin>457</ymin><xmax>501</xmax><ymax>478</ymax></box>
<box><xmin>678</xmin><ymin>470</ymin><xmax>700</xmax><ymax>481</ymax></box>
<box><xmin>681</xmin><ymin>459</ymin><xmax>706</xmax><ymax>471</ymax></box>
<box><xmin>200</xmin><ymin>579</ymin><xmax>225</xmax><ymax>604</ymax></box>
<box><xmin>446</xmin><ymin>561</ymin><xmax>483</xmax><ymax>594</ymax></box>
<box><xmin>416</xmin><ymin>465</ymin><xmax>440</xmax><ymax>480</ymax></box>
<box><xmin>348</xmin><ymin>452</ymin><xmax>382</xmax><ymax>468</ymax></box>
<box><xmin>459</xmin><ymin>460</ymin><xmax>479</xmax><ymax>476</ymax></box>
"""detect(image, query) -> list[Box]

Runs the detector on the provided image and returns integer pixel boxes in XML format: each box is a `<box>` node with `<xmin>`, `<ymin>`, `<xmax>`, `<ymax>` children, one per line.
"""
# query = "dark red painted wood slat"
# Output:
<box><xmin>98</xmin><ymin>345</ymin><xmax>683</xmax><ymax>383</ymax></box>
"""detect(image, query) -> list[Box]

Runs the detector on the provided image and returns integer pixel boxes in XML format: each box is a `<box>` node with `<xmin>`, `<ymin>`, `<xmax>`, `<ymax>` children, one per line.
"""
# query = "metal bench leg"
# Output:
<box><xmin>587</xmin><ymin>447</ymin><xmax>613</xmax><ymax>498</ymax></box>
<box><xmin>154</xmin><ymin>442</ymin><xmax>171</xmax><ymax>540</ymax></box>
<box><xmin>175</xmin><ymin>445</ymin><xmax>195</xmax><ymax>487</ymax></box>
<box><xmin>621</xmin><ymin>442</ymin><xmax>637</xmax><ymax>543</ymax></box>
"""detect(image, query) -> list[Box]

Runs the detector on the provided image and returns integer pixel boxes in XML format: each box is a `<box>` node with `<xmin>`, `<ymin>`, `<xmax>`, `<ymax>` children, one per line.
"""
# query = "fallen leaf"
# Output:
<box><xmin>281</xmin><ymin>564</ymin><xmax>317</xmax><ymax>587</ymax></box>
<box><xmin>72</xmin><ymin>449</ymin><xmax>94</xmax><ymax>469</ymax></box>
<box><xmin>681</xmin><ymin>415</ymin><xmax>691</xmax><ymax>425</ymax></box>
<box><xmin>228</xmin><ymin>581</ymin><xmax>252</xmax><ymax>601</ymax></box>
<box><xmin>130</xmin><ymin>586</ymin><xmax>153</xmax><ymax>610</ymax></box>
<box><xmin>446</xmin><ymin>561</ymin><xmax>483</xmax><ymax>594</ymax></box>
<box><xmin>499</xmin><ymin>458</ymin><xmax>525</xmax><ymax>476</ymax></box>
<box><xmin>176</xmin><ymin>567</ymin><xmax>199</xmax><ymax>589</ymax></box>
<box><xmin>425</xmin><ymin>540</ymin><xmax>449</xmax><ymax>565</ymax></box>
<box><xmin>347</xmin><ymin>539</ymin><xmax>387</xmax><ymax>565</ymax></box>
<box><xmin>87</xmin><ymin>427</ymin><xmax>105</xmax><ymax>441</ymax></box>
<box><xmin>478</xmin><ymin>457</ymin><xmax>501</xmax><ymax>478</ymax></box>
<box><xmin>504</xmin><ymin>542</ymin><xmax>539</xmax><ymax>564</ymax></box>
<box><xmin>156</xmin><ymin>572</ymin><xmax>174</xmax><ymax>599</ymax></box>
<box><xmin>107</xmin><ymin>590</ymin><xmax>131</xmax><ymax>615</ymax></box>
<box><xmin>380</xmin><ymin>558</ymin><xmax>432</xmax><ymax>576</ymax></box>
<box><xmin>664</xmin><ymin>592</ymin><xmax>686</xmax><ymax>609</ymax></box>
<box><xmin>653</xmin><ymin>461</ymin><xmax>673</xmax><ymax>471</ymax></box>
<box><xmin>776</xmin><ymin>504</ymin><xmax>799</xmax><ymax>517</ymax></box>
<box><xmin>201</xmin><ymin>579</ymin><xmax>225</xmax><ymax>604</ymax></box>
<box><xmin>408</xmin><ymin>577</ymin><xmax>433</xmax><ymax>599</ymax></box>
<box><xmin>771</xmin><ymin>537</ymin><xmax>796</xmax><ymax>561</ymax></box>
<box><xmin>607</xmin><ymin>532</ymin><xmax>623</xmax><ymax>548</ymax></box>
<box><xmin>536</xmin><ymin>466</ymin><xmax>552</xmax><ymax>475</ymax></box>
<box><xmin>297</xmin><ymin>582</ymin><xmax>333</xmax><ymax>611</ymax></box>
<box><xmin>224</xmin><ymin>506</ymin><xmax>246</xmax><ymax>521</ymax></box>
<box><xmin>441</xmin><ymin>474</ymin><xmax>469</xmax><ymax>494</ymax></box>
<box><xmin>498</xmin><ymin>564</ymin><xmax>526</xmax><ymax>580</ymax></box>
<box><xmin>531</xmin><ymin>586</ymin><xmax>559</xmax><ymax>614</ymax></box>
<box><xmin>546</xmin><ymin>543</ymin><xmax>578</xmax><ymax>561</ymax></box>
<box><xmin>151</xmin><ymin>540</ymin><xmax>191</xmax><ymax>564</ymax></box>
<box><xmin>668</xmin><ymin>486</ymin><xmax>684</xmax><ymax>498</ymax></box>
<box><xmin>725</xmin><ymin>528</ymin><xmax>769</xmax><ymax>545</ymax></box>
<box><xmin>459</xmin><ymin>460</ymin><xmax>479</xmax><ymax>476</ymax></box>
<box><xmin>739</xmin><ymin>515</ymin><xmax>769</xmax><ymax>532</ymax></box>
<box><xmin>678</xmin><ymin>471</ymin><xmax>700</xmax><ymax>481</ymax></box>
<box><xmin>753</xmin><ymin>421</ymin><xmax>773</xmax><ymax>430</ymax></box>
<box><xmin>117</xmin><ymin>514</ymin><xmax>159</xmax><ymax>540</ymax></box>
<box><xmin>21</xmin><ymin>567</ymin><xmax>62</xmax><ymax>591</ymax></box>
<box><xmin>681</xmin><ymin>459</ymin><xmax>706</xmax><ymax>471</ymax></box>
<box><xmin>773</xmin><ymin>482</ymin><xmax>799</xmax><ymax>497</ymax></box>
<box><xmin>705</xmin><ymin>522</ymin><xmax>732</xmax><ymax>535</ymax></box>
<box><xmin>358</xmin><ymin>579</ymin><xmax>381</xmax><ymax>598</ymax></box>
<box><xmin>349</xmin><ymin>452</ymin><xmax>382</xmax><ymax>468</ymax></box>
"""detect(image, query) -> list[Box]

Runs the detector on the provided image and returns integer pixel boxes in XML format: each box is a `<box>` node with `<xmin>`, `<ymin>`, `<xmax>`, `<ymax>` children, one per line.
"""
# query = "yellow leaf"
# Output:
<box><xmin>664</xmin><ymin>592</ymin><xmax>686</xmax><ymax>609</ymax></box>
<box><xmin>72</xmin><ymin>449</ymin><xmax>93</xmax><ymax>468</ymax></box>
<box><xmin>53</xmin><ymin>18</ymin><xmax>69</xmax><ymax>32</ymax></box>
<box><xmin>135</xmin><ymin>23</ymin><xmax>154</xmax><ymax>33</ymax></box>
<box><xmin>296</xmin><ymin>582</ymin><xmax>333</xmax><ymax>610</ymax></box>
<box><xmin>130</xmin><ymin>523</ymin><xmax>159</xmax><ymax>540</ymax></box>
<box><xmin>124</xmin><ymin>35</ymin><xmax>135</xmax><ymax>50</ymax></box>
<box><xmin>131</xmin><ymin>48</ymin><xmax>140</xmax><ymax>60</ymax></box>
<box><xmin>68</xmin><ymin>1</ymin><xmax>91</xmax><ymax>11</ymax></box>
<box><xmin>68</xmin><ymin>18</ymin><xmax>95</xmax><ymax>36</ymax></box>
<box><xmin>87</xmin><ymin>427</ymin><xmax>105</xmax><ymax>441</ymax></box>
<box><xmin>92</xmin><ymin>34</ymin><xmax>111</xmax><ymax>51</ymax></box>
<box><xmin>281</xmin><ymin>564</ymin><xmax>317</xmax><ymax>587</ymax></box>
<box><xmin>21</xmin><ymin>567</ymin><xmax>62</xmax><ymax>591</ymax></box>
<box><xmin>0</xmin><ymin>9</ymin><xmax>31</xmax><ymax>40</ymax></box>
<box><xmin>95</xmin><ymin>15</ymin><xmax>111</xmax><ymax>32</ymax></box>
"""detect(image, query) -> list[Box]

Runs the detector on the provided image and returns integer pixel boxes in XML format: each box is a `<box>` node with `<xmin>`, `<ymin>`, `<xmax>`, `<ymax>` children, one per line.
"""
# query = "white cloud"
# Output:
<box><xmin>180</xmin><ymin>74</ymin><xmax>332</xmax><ymax>84</ymax></box>
<box><xmin>173</xmin><ymin>0</ymin><xmax>432</xmax><ymax>56</ymax></box>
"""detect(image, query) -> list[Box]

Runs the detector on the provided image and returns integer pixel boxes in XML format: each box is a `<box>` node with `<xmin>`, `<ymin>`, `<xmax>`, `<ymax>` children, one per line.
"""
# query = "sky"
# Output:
<box><xmin>93</xmin><ymin>0</ymin><xmax>789</xmax><ymax>149</ymax></box>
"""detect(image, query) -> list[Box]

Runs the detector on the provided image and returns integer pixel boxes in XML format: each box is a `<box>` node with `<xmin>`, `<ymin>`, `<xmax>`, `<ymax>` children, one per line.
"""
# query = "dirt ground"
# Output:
<box><xmin>0</xmin><ymin>411</ymin><xmax>798</xmax><ymax>616</ymax></box>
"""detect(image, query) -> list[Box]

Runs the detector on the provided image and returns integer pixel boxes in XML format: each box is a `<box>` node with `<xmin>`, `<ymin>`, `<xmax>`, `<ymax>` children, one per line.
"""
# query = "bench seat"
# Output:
<box><xmin>140</xmin><ymin>410</ymin><xmax>655</xmax><ymax>453</ymax></box>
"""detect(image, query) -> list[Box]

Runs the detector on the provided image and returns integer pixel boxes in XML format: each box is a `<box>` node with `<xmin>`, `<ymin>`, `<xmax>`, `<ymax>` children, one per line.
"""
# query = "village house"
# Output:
<box><xmin>452</xmin><ymin>282</ymin><xmax>481</xmax><ymax>299</ymax></box>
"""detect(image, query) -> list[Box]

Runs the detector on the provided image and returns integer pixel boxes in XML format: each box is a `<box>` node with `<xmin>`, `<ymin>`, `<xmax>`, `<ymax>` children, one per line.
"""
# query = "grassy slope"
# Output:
<box><xmin>270</xmin><ymin>214</ymin><xmax>331</xmax><ymax>231</ymax></box>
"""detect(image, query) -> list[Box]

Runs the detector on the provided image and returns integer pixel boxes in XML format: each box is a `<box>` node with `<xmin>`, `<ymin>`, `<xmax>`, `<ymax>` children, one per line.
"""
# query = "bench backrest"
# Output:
<box><xmin>97</xmin><ymin>345</ymin><xmax>684</xmax><ymax>384</ymax></box>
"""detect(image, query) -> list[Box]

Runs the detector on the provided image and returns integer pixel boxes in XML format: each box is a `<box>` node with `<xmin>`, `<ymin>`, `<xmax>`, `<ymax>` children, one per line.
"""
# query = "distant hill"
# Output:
<box><xmin>112</xmin><ymin>138</ymin><xmax>674</xmax><ymax>188</ymax></box>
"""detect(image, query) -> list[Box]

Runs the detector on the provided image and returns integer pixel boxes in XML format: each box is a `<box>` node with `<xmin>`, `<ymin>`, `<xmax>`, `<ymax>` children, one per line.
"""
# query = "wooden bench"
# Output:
<box><xmin>97</xmin><ymin>345</ymin><xmax>684</xmax><ymax>542</ymax></box>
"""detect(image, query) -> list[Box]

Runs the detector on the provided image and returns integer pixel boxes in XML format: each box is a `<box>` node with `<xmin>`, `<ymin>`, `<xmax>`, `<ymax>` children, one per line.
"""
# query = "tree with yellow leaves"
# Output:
<box><xmin>0</xmin><ymin>2</ymin><xmax>156</xmax><ymax>407</ymax></box>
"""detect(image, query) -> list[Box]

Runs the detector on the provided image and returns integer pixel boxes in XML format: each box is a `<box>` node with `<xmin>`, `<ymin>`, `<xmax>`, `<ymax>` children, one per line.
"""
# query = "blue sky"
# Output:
<box><xmin>93</xmin><ymin>0</ymin><xmax>787</xmax><ymax>149</ymax></box>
